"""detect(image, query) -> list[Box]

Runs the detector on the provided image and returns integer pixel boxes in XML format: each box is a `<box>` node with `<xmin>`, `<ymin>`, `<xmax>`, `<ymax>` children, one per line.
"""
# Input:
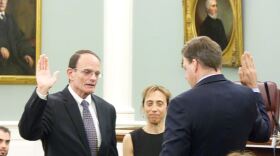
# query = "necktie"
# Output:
<box><xmin>81</xmin><ymin>100</ymin><xmax>98</xmax><ymax>156</ymax></box>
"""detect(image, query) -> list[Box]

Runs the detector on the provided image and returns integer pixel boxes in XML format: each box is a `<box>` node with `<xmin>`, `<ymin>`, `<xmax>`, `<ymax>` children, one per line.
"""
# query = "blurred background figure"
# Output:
<box><xmin>0</xmin><ymin>0</ymin><xmax>35</xmax><ymax>75</ymax></box>
<box><xmin>0</xmin><ymin>126</ymin><xmax>10</xmax><ymax>156</ymax></box>
<box><xmin>199</xmin><ymin>0</ymin><xmax>228</xmax><ymax>50</ymax></box>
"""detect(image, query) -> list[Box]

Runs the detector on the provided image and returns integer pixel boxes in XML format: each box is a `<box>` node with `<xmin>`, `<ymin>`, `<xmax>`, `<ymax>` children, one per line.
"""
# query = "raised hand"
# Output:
<box><xmin>36</xmin><ymin>54</ymin><xmax>59</xmax><ymax>95</ymax></box>
<box><xmin>238</xmin><ymin>52</ymin><xmax>258</xmax><ymax>88</ymax></box>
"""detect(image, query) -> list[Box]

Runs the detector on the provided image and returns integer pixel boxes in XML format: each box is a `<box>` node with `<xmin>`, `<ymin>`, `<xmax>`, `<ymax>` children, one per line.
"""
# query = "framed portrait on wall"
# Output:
<box><xmin>0</xmin><ymin>0</ymin><xmax>41</xmax><ymax>84</ymax></box>
<box><xmin>183</xmin><ymin>0</ymin><xmax>243</xmax><ymax>67</ymax></box>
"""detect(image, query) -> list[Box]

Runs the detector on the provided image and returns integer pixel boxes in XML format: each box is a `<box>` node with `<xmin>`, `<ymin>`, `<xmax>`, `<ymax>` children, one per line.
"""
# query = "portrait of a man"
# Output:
<box><xmin>0</xmin><ymin>0</ymin><xmax>36</xmax><ymax>75</ymax></box>
<box><xmin>195</xmin><ymin>0</ymin><xmax>233</xmax><ymax>51</ymax></box>
<box><xmin>184</xmin><ymin>0</ymin><xmax>243</xmax><ymax>67</ymax></box>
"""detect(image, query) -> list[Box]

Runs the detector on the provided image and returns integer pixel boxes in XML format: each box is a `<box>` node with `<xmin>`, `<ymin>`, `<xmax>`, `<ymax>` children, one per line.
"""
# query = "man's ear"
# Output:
<box><xmin>192</xmin><ymin>59</ymin><xmax>199</xmax><ymax>72</ymax></box>
<box><xmin>67</xmin><ymin>68</ymin><xmax>74</xmax><ymax>81</ymax></box>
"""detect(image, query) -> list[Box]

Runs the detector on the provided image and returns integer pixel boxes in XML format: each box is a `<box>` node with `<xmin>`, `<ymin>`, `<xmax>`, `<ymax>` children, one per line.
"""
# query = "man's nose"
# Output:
<box><xmin>0</xmin><ymin>142</ymin><xmax>7</xmax><ymax>149</ymax></box>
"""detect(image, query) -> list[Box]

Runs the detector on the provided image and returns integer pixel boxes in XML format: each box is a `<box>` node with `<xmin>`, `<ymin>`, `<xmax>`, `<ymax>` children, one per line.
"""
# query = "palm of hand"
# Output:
<box><xmin>239</xmin><ymin>53</ymin><xmax>257</xmax><ymax>88</ymax></box>
<box><xmin>36</xmin><ymin>68</ymin><xmax>57</xmax><ymax>89</ymax></box>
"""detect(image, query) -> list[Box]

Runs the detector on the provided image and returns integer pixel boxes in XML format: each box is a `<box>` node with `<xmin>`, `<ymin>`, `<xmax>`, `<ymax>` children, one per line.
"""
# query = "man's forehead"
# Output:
<box><xmin>80</xmin><ymin>53</ymin><xmax>99</xmax><ymax>59</ymax></box>
<box><xmin>0</xmin><ymin>131</ymin><xmax>10</xmax><ymax>140</ymax></box>
<box><xmin>210</xmin><ymin>0</ymin><xmax>217</xmax><ymax>4</ymax></box>
<box><xmin>78</xmin><ymin>54</ymin><xmax>100</xmax><ymax>63</ymax></box>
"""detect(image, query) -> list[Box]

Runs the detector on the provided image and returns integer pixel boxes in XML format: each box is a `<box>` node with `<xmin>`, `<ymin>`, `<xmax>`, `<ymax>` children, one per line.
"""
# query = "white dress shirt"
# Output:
<box><xmin>68</xmin><ymin>86</ymin><xmax>102</xmax><ymax>148</ymax></box>
<box><xmin>0</xmin><ymin>12</ymin><xmax>5</xmax><ymax>20</ymax></box>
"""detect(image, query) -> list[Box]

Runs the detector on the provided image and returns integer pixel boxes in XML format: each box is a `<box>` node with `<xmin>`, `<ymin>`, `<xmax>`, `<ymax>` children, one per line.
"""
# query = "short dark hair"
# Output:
<box><xmin>68</xmin><ymin>50</ymin><xmax>101</xmax><ymax>68</ymax></box>
<box><xmin>0</xmin><ymin>126</ymin><xmax>10</xmax><ymax>135</ymax></box>
<box><xmin>142</xmin><ymin>85</ymin><xmax>171</xmax><ymax>106</ymax></box>
<box><xmin>182</xmin><ymin>36</ymin><xmax>222</xmax><ymax>71</ymax></box>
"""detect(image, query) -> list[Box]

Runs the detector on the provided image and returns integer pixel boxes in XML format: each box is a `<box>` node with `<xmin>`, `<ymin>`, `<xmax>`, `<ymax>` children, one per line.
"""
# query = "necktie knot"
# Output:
<box><xmin>81</xmin><ymin>100</ymin><xmax>89</xmax><ymax>108</ymax></box>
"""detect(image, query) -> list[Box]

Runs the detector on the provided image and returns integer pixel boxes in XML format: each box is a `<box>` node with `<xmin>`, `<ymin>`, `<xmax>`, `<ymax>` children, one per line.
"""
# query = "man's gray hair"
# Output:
<box><xmin>205</xmin><ymin>0</ymin><xmax>213</xmax><ymax>9</ymax></box>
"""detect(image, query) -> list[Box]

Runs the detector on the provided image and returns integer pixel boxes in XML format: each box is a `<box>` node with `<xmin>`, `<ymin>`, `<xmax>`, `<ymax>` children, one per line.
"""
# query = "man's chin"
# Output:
<box><xmin>0</xmin><ymin>152</ymin><xmax>7</xmax><ymax>156</ymax></box>
<box><xmin>85</xmin><ymin>85</ymin><xmax>95</xmax><ymax>92</ymax></box>
<box><xmin>85</xmin><ymin>89</ymin><xmax>95</xmax><ymax>94</ymax></box>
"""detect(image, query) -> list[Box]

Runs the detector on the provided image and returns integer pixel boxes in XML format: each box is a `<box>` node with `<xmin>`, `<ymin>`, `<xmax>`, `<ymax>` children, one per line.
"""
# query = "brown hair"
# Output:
<box><xmin>68</xmin><ymin>50</ymin><xmax>100</xmax><ymax>68</ymax></box>
<box><xmin>142</xmin><ymin>85</ymin><xmax>171</xmax><ymax>106</ymax></box>
<box><xmin>182</xmin><ymin>36</ymin><xmax>222</xmax><ymax>71</ymax></box>
<box><xmin>0</xmin><ymin>126</ymin><xmax>10</xmax><ymax>135</ymax></box>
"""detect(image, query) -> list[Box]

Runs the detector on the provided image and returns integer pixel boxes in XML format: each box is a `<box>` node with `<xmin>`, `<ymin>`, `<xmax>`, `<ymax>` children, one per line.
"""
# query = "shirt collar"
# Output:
<box><xmin>208</xmin><ymin>13</ymin><xmax>217</xmax><ymax>19</ymax></box>
<box><xmin>68</xmin><ymin>85</ymin><xmax>92</xmax><ymax>105</ymax></box>
<box><xmin>197</xmin><ymin>74</ymin><xmax>217</xmax><ymax>84</ymax></box>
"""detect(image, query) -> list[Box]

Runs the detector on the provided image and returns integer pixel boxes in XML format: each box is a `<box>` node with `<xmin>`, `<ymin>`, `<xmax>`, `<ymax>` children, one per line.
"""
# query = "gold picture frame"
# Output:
<box><xmin>183</xmin><ymin>0</ymin><xmax>243</xmax><ymax>67</ymax></box>
<box><xmin>0</xmin><ymin>0</ymin><xmax>41</xmax><ymax>84</ymax></box>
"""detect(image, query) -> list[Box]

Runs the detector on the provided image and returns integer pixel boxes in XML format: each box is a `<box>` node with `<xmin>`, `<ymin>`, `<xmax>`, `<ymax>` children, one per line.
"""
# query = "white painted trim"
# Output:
<box><xmin>103</xmin><ymin>0</ymin><xmax>134</xmax><ymax>123</ymax></box>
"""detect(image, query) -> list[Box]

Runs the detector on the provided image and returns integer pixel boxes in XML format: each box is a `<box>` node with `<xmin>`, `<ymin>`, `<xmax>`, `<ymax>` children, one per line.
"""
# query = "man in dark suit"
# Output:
<box><xmin>199</xmin><ymin>0</ymin><xmax>227</xmax><ymax>50</ymax></box>
<box><xmin>18</xmin><ymin>50</ymin><xmax>118</xmax><ymax>156</ymax></box>
<box><xmin>0</xmin><ymin>0</ymin><xmax>35</xmax><ymax>75</ymax></box>
<box><xmin>160</xmin><ymin>36</ymin><xmax>270</xmax><ymax>156</ymax></box>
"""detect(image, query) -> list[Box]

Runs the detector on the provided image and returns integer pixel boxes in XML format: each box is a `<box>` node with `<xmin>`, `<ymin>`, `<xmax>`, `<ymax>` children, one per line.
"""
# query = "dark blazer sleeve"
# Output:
<box><xmin>18</xmin><ymin>89</ymin><xmax>53</xmax><ymax>141</ymax></box>
<box><xmin>160</xmin><ymin>98</ymin><xmax>191</xmax><ymax>156</ymax></box>
<box><xmin>248</xmin><ymin>92</ymin><xmax>271</xmax><ymax>142</ymax></box>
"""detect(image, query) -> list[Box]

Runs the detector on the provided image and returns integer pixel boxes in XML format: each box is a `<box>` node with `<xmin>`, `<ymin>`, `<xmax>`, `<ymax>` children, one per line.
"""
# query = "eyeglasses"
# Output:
<box><xmin>73</xmin><ymin>68</ymin><xmax>102</xmax><ymax>78</ymax></box>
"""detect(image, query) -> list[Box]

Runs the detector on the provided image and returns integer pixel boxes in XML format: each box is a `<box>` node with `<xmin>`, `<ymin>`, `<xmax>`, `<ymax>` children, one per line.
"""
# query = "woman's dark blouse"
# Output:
<box><xmin>130</xmin><ymin>128</ymin><xmax>163</xmax><ymax>156</ymax></box>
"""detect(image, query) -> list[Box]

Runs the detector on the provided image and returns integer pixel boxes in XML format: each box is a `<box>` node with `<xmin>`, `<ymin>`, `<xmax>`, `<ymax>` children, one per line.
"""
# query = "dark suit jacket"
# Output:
<box><xmin>0</xmin><ymin>13</ymin><xmax>35</xmax><ymax>75</ymax></box>
<box><xmin>160</xmin><ymin>74</ymin><xmax>270</xmax><ymax>156</ymax></box>
<box><xmin>18</xmin><ymin>86</ymin><xmax>118</xmax><ymax>156</ymax></box>
<box><xmin>199</xmin><ymin>15</ymin><xmax>227</xmax><ymax>50</ymax></box>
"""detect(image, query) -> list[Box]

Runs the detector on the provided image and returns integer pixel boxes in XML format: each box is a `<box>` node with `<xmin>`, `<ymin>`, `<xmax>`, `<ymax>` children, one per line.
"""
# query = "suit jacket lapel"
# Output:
<box><xmin>62</xmin><ymin>86</ymin><xmax>90</xmax><ymax>153</ymax></box>
<box><xmin>91</xmin><ymin>95</ymin><xmax>105</xmax><ymax>147</ymax></box>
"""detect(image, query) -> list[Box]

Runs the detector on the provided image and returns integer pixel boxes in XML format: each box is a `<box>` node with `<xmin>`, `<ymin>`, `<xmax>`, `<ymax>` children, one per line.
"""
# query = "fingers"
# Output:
<box><xmin>239</xmin><ymin>52</ymin><xmax>258</xmax><ymax>88</ymax></box>
<box><xmin>242</xmin><ymin>52</ymin><xmax>255</xmax><ymax>70</ymax></box>
<box><xmin>41</xmin><ymin>54</ymin><xmax>48</xmax><ymax>70</ymax></box>
<box><xmin>37</xmin><ymin>55</ymin><xmax>42</xmax><ymax>73</ymax></box>
<box><xmin>241</xmin><ymin>52</ymin><xmax>249</xmax><ymax>69</ymax></box>
<box><xmin>37</xmin><ymin>54</ymin><xmax>48</xmax><ymax>71</ymax></box>
<box><xmin>238</xmin><ymin>67</ymin><xmax>243</xmax><ymax>80</ymax></box>
<box><xmin>241</xmin><ymin>52</ymin><xmax>253</xmax><ymax>71</ymax></box>
<box><xmin>238</xmin><ymin>66</ymin><xmax>247</xmax><ymax>86</ymax></box>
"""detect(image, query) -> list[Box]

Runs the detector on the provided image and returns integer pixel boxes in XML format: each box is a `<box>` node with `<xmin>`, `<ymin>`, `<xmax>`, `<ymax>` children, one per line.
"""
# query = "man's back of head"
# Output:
<box><xmin>182</xmin><ymin>36</ymin><xmax>222</xmax><ymax>71</ymax></box>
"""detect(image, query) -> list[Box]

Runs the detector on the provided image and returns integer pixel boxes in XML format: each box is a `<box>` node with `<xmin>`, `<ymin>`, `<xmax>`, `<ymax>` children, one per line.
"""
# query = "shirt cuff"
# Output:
<box><xmin>252</xmin><ymin>88</ymin><xmax>260</xmax><ymax>93</ymax></box>
<box><xmin>36</xmin><ymin>88</ymin><xmax>48</xmax><ymax>100</ymax></box>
